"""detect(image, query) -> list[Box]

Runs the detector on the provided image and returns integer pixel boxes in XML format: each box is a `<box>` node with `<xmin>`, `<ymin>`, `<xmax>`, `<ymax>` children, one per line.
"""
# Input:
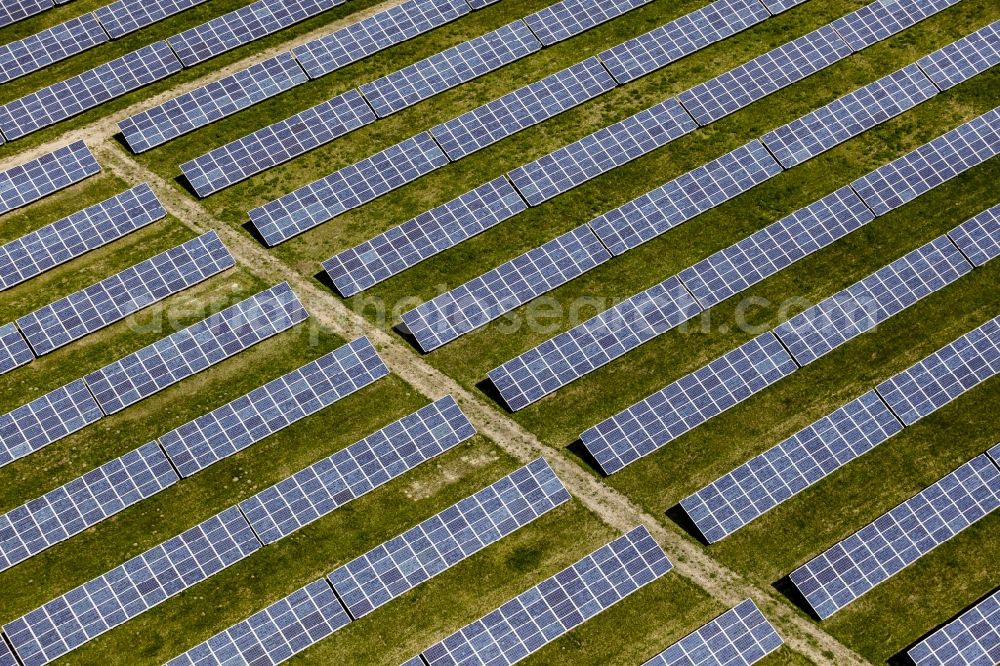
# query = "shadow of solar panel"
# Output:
<box><xmin>908</xmin><ymin>588</ymin><xmax>1000</xmax><ymax>666</ymax></box>
<box><xmin>16</xmin><ymin>231</ymin><xmax>234</xmax><ymax>356</ymax></box>
<box><xmin>0</xmin><ymin>441</ymin><xmax>178</xmax><ymax>573</ymax></box>
<box><xmin>180</xmin><ymin>89</ymin><xmax>375</xmax><ymax>197</ymax></box>
<box><xmin>0</xmin><ymin>0</ymin><xmax>53</xmax><ymax>28</ymax></box>
<box><xmin>0</xmin><ymin>323</ymin><xmax>32</xmax><ymax>376</ymax></box>
<box><xmin>0</xmin><ymin>13</ymin><xmax>108</xmax><ymax>84</ymax></box>
<box><xmin>523</xmin><ymin>0</ymin><xmax>653</xmax><ymax>46</ymax></box>
<box><xmin>4</xmin><ymin>506</ymin><xmax>261</xmax><ymax>666</ymax></box>
<box><xmin>0</xmin><ymin>380</ymin><xmax>103</xmax><ymax>470</ymax></box>
<box><xmin>762</xmin><ymin>63</ymin><xmax>938</xmax><ymax>168</ymax></box>
<box><xmin>677</xmin><ymin>25</ymin><xmax>852</xmax><ymax>126</ymax></box>
<box><xmin>760</xmin><ymin>0</ymin><xmax>808</xmax><ymax>14</ymax></box>
<box><xmin>0</xmin><ymin>42</ymin><xmax>181</xmax><ymax>141</ymax></box>
<box><xmin>680</xmin><ymin>390</ymin><xmax>902</xmax><ymax>543</ymax></box>
<box><xmin>644</xmin><ymin>599</ymin><xmax>783</xmax><ymax>666</ymax></box>
<box><xmin>790</xmin><ymin>454</ymin><xmax>1000</xmax><ymax>620</ymax></box>
<box><xmin>850</xmin><ymin>107</ymin><xmax>1000</xmax><ymax>216</ymax></box>
<box><xmin>160</xmin><ymin>336</ymin><xmax>389</xmax><ymax>477</ymax></box>
<box><xmin>0</xmin><ymin>141</ymin><xmax>100</xmax><ymax>217</ymax></box>
<box><xmin>590</xmin><ymin>140</ymin><xmax>782</xmax><ymax>256</ymax></box>
<box><xmin>918</xmin><ymin>19</ymin><xmax>1000</xmax><ymax>91</ymax></box>
<box><xmin>832</xmin><ymin>0</ymin><xmax>961</xmax><ymax>52</ymax></box>
<box><xmin>421</xmin><ymin>526</ymin><xmax>672</xmax><ymax>666</ymax></box>
<box><xmin>0</xmin><ymin>183</ymin><xmax>165</xmax><ymax>291</ymax></box>
<box><xmin>120</xmin><ymin>52</ymin><xmax>308</xmax><ymax>153</ymax></box>
<box><xmin>431</xmin><ymin>57</ymin><xmax>617</xmax><ymax>161</ymax></box>
<box><xmin>598</xmin><ymin>0</ymin><xmax>770</xmax><ymax>85</ymax></box>
<box><xmin>167</xmin><ymin>580</ymin><xmax>351</xmax><ymax>666</ymax></box>
<box><xmin>95</xmin><ymin>0</ymin><xmax>209</xmax><ymax>38</ymax></box>
<box><xmin>322</xmin><ymin>177</ymin><xmax>527</xmax><ymax>297</ymax></box>
<box><xmin>507</xmin><ymin>98</ymin><xmax>697</xmax><ymax>206</ymax></box>
<box><xmin>360</xmin><ymin>20</ymin><xmax>541</xmax><ymax>117</ymax></box>
<box><xmin>292</xmin><ymin>0</ymin><xmax>471</xmax><ymax>79</ymax></box>
<box><xmin>329</xmin><ymin>458</ymin><xmax>570</xmax><ymax>619</ymax></box>
<box><xmin>949</xmin><ymin>201</ymin><xmax>1000</xmax><ymax>267</ymax></box>
<box><xmin>249</xmin><ymin>132</ymin><xmax>448</xmax><ymax>246</ymax></box>
<box><xmin>239</xmin><ymin>395</ymin><xmax>476</xmax><ymax>544</ymax></box>
<box><xmin>875</xmin><ymin>315</ymin><xmax>1000</xmax><ymax>426</ymax></box>
<box><xmin>581</xmin><ymin>332</ymin><xmax>798</xmax><ymax>475</ymax></box>
<box><xmin>489</xmin><ymin>276</ymin><xmax>701</xmax><ymax>412</ymax></box>
<box><xmin>400</xmin><ymin>225</ymin><xmax>611</xmax><ymax>352</ymax></box>
<box><xmin>84</xmin><ymin>282</ymin><xmax>308</xmax><ymax>415</ymax></box>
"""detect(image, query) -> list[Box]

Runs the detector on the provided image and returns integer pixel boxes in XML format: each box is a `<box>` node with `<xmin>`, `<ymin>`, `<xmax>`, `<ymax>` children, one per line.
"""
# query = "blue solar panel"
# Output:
<box><xmin>239</xmin><ymin>395</ymin><xmax>476</xmax><ymax>544</ymax></box>
<box><xmin>908</xmin><ymin>588</ymin><xmax>1000</xmax><ymax>666</ymax></box>
<box><xmin>95</xmin><ymin>0</ymin><xmax>209</xmax><ymax>38</ymax></box>
<box><xmin>0</xmin><ymin>0</ymin><xmax>54</xmax><ymax>29</ymax></box>
<box><xmin>991</xmin><ymin>443</ymin><xmax>1000</xmax><ymax>466</ymax></box>
<box><xmin>759</xmin><ymin>0</ymin><xmax>808</xmax><ymax>14</ymax></box>
<box><xmin>0</xmin><ymin>13</ymin><xmax>109</xmax><ymax>84</ymax></box>
<box><xmin>918</xmin><ymin>19</ymin><xmax>1000</xmax><ymax>91</ymax></box>
<box><xmin>0</xmin><ymin>141</ymin><xmax>100</xmax><ymax>217</ymax></box>
<box><xmin>948</xmin><ymin>201</ymin><xmax>1000</xmax><ymax>267</ymax></box>
<box><xmin>0</xmin><ymin>323</ymin><xmax>33</xmax><ymax>376</ymax></box>
<box><xmin>831</xmin><ymin>0</ymin><xmax>961</xmax><ymax>53</ymax></box>
<box><xmin>581</xmin><ymin>332</ymin><xmax>798</xmax><ymax>475</ymax></box>
<box><xmin>523</xmin><ymin>0</ymin><xmax>653</xmax><ymax>46</ymax></box>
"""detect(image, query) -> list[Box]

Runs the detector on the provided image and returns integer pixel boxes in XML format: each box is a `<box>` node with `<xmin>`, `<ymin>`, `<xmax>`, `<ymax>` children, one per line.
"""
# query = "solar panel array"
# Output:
<box><xmin>0</xmin><ymin>13</ymin><xmax>108</xmax><ymax>84</ymax></box>
<box><xmin>908</xmin><ymin>588</ymin><xmax>1000</xmax><ymax>666</ymax></box>
<box><xmin>159</xmin><ymin>336</ymin><xmax>389</xmax><ymax>478</ymax></box>
<box><xmin>249</xmin><ymin>132</ymin><xmax>449</xmax><ymax>246</ymax></box>
<box><xmin>239</xmin><ymin>395</ymin><xmax>476</xmax><ymax>544</ymax></box>
<box><xmin>119</xmin><ymin>52</ymin><xmax>308</xmax><ymax>153</ymax></box>
<box><xmin>759</xmin><ymin>0</ymin><xmax>808</xmax><ymax>13</ymax></box>
<box><xmin>831</xmin><ymin>0</ymin><xmax>961</xmax><ymax>52</ymax></box>
<box><xmin>789</xmin><ymin>454</ymin><xmax>1000</xmax><ymax>620</ymax></box>
<box><xmin>581</xmin><ymin>333</ymin><xmax>798</xmax><ymax>475</ymax></box>
<box><xmin>0</xmin><ymin>441</ymin><xmax>178</xmax><ymax>573</ymax></box>
<box><xmin>875</xmin><ymin>315</ymin><xmax>1000</xmax><ymax>426</ymax></box>
<box><xmin>16</xmin><ymin>231</ymin><xmax>235</xmax><ymax>356</ymax></box>
<box><xmin>679</xmin><ymin>390</ymin><xmax>903</xmax><ymax>543</ymax></box>
<box><xmin>420</xmin><ymin>526</ymin><xmax>672</xmax><ymax>666</ymax></box>
<box><xmin>430</xmin><ymin>57</ymin><xmax>617</xmax><ymax>161</ymax></box>
<box><xmin>0</xmin><ymin>0</ymin><xmax>54</xmax><ymax>29</ymax></box>
<box><xmin>488</xmin><ymin>276</ymin><xmax>702</xmax><ymax>412</ymax></box>
<box><xmin>0</xmin><ymin>323</ymin><xmax>33</xmax><ymax>376</ymax></box>
<box><xmin>4</xmin><ymin>506</ymin><xmax>262</xmax><ymax>666</ymax></box>
<box><xmin>991</xmin><ymin>443</ymin><xmax>1000</xmax><ymax>466</ymax></box>
<box><xmin>948</xmin><ymin>201</ymin><xmax>1000</xmax><ymax>267</ymax></box>
<box><xmin>329</xmin><ymin>457</ymin><xmax>571</xmax><ymax>619</ymax></box>
<box><xmin>523</xmin><ymin>0</ymin><xmax>653</xmax><ymax>46</ymax></box>
<box><xmin>0</xmin><ymin>183</ymin><xmax>165</xmax><ymax>291</ymax></box>
<box><xmin>761</xmin><ymin>63</ymin><xmax>938</xmax><ymax>168</ymax></box>
<box><xmin>95</xmin><ymin>0</ymin><xmax>209</xmax><ymax>39</ymax></box>
<box><xmin>359</xmin><ymin>20</ymin><xmax>542</xmax><ymax>118</ymax></box>
<box><xmin>0</xmin><ymin>639</ymin><xmax>15</xmax><ymax>666</ymax></box>
<box><xmin>322</xmin><ymin>177</ymin><xmax>528</xmax><ymax>297</ymax></box>
<box><xmin>400</xmin><ymin>225</ymin><xmax>611</xmax><ymax>352</ymax></box>
<box><xmin>643</xmin><ymin>599</ymin><xmax>783</xmax><ymax>666</ymax></box>
<box><xmin>917</xmin><ymin>19</ymin><xmax>1000</xmax><ymax>91</ymax></box>
<box><xmin>590</xmin><ymin>140</ymin><xmax>783</xmax><ymax>256</ymax></box>
<box><xmin>0</xmin><ymin>141</ymin><xmax>100</xmax><ymax>217</ymax></box>
<box><xmin>84</xmin><ymin>282</ymin><xmax>308</xmax><ymax>415</ymax></box>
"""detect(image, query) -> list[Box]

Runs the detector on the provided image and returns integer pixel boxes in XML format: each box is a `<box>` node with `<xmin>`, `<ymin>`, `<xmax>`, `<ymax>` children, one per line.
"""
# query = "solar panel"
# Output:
<box><xmin>0</xmin><ymin>183</ymin><xmax>165</xmax><ymax>291</ymax></box>
<box><xmin>0</xmin><ymin>13</ymin><xmax>109</xmax><ymax>84</ymax></box>
<box><xmin>643</xmin><ymin>599</ymin><xmax>783</xmax><ymax>666</ymax></box>
<box><xmin>581</xmin><ymin>332</ymin><xmax>798</xmax><ymax>475</ymax></box>
<box><xmin>0</xmin><ymin>141</ymin><xmax>100</xmax><ymax>217</ymax></box>
<box><xmin>291</xmin><ymin>0</ymin><xmax>471</xmax><ymax>79</ymax></box>
<box><xmin>430</xmin><ymin>57</ymin><xmax>617</xmax><ymax>161</ymax></box>
<box><xmin>908</xmin><ymin>588</ymin><xmax>1000</xmax><ymax>666</ymax></box>
<box><xmin>677</xmin><ymin>25</ymin><xmax>852</xmax><ymax>126</ymax></box>
<box><xmin>761</xmin><ymin>63</ymin><xmax>938</xmax><ymax>168</ymax></box>
<box><xmin>0</xmin><ymin>42</ymin><xmax>182</xmax><ymax>141</ymax></box>
<box><xmin>0</xmin><ymin>0</ymin><xmax>54</xmax><ymax>29</ymax></box>
<box><xmin>0</xmin><ymin>380</ymin><xmax>103</xmax><ymax>470</ymax></box>
<box><xmin>0</xmin><ymin>638</ymin><xmax>15</xmax><ymax>666</ymax></box>
<box><xmin>83</xmin><ymin>282</ymin><xmax>308</xmax><ymax>415</ymax></box>
<box><xmin>679</xmin><ymin>390</ymin><xmax>903</xmax><ymax>543</ymax></box>
<box><xmin>523</xmin><ymin>0</ymin><xmax>653</xmax><ymax>46</ymax></box>
<box><xmin>165</xmin><ymin>579</ymin><xmax>350</xmax><ymax>666</ymax></box>
<box><xmin>322</xmin><ymin>176</ymin><xmax>527</xmax><ymax>297</ymax></box>
<box><xmin>95</xmin><ymin>0</ymin><xmax>209</xmax><ymax>39</ymax></box>
<box><xmin>0</xmin><ymin>323</ymin><xmax>33</xmax><ymax>376</ymax></box>
<box><xmin>875</xmin><ymin>315</ymin><xmax>1000</xmax><ymax>426</ymax></box>
<box><xmin>239</xmin><ymin>395</ymin><xmax>476</xmax><ymax>544</ymax></box>
<box><xmin>400</xmin><ymin>224</ymin><xmax>611</xmax><ymax>353</ymax></box>
<box><xmin>789</xmin><ymin>454</ymin><xmax>1000</xmax><ymax>620</ymax></box>
<box><xmin>249</xmin><ymin>132</ymin><xmax>448</xmax><ymax>246</ymax></box>
<box><xmin>917</xmin><ymin>19</ymin><xmax>1000</xmax><ymax>91</ymax></box>
<box><xmin>0</xmin><ymin>441</ymin><xmax>178</xmax><ymax>573</ymax></box>
<box><xmin>759</xmin><ymin>0</ymin><xmax>808</xmax><ymax>14</ymax></box>
<box><xmin>589</xmin><ymin>140</ymin><xmax>783</xmax><ymax>256</ymax></box>
<box><xmin>991</xmin><ymin>443</ymin><xmax>1000</xmax><ymax>466</ymax></box>
<box><xmin>420</xmin><ymin>526</ymin><xmax>672</xmax><ymax>666</ymax></box>
<box><xmin>16</xmin><ymin>231</ymin><xmax>235</xmax><ymax>356</ymax></box>
<box><xmin>598</xmin><ymin>0</ymin><xmax>771</xmax><ymax>85</ymax></box>
<box><xmin>167</xmin><ymin>0</ymin><xmax>343</xmax><ymax>67</ymax></box>
<box><xmin>948</xmin><ymin>201</ymin><xmax>1000</xmax><ymax>267</ymax></box>
<box><xmin>774</xmin><ymin>235</ymin><xmax>973</xmax><ymax>365</ymax></box>
<box><xmin>506</xmin><ymin>98</ymin><xmax>698</xmax><ymax>206</ymax></box>
<box><xmin>679</xmin><ymin>187</ymin><xmax>875</xmax><ymax>309</ymax></box>
<box><xmin>159</xmin><ymin>336</ymin><xmax>389</xmax><ymax>477</ymax></box>
<box><xmin>359</xmin><ymin>20</ymin><xmax>542</xmax><ymax>118</ymax></box>
<box><xmin>4</xmin><ymin>506</ymin><xmax>262</xmax><ymax>666</ymax></box>
<box><xmin>180</xmin><ymin>89</ymin><xmax>376</xmax><ymax>198</ymax></box>
<box><xmin>850</xmin><ymin>107</ymin><xmax>1000</xmax><ymax>216</ymax></box>
<box><xmin>488</xmin><ymin>275</ymin><xmax>702</xmax><ymax>412</ymax></box>
<box><xmin>329</xmin><ymin>457</ymin><xmax>571</xmax><ymax>619</ymax></box>
<box><xmin>119</xmin><ymin>52</ymin><xmax>308</xmax><ymax>153</ymax></box>
<box><xmin>831</xmin><ymin>0</ymin><xmax>962</xmax><ymax>53</ymax></box>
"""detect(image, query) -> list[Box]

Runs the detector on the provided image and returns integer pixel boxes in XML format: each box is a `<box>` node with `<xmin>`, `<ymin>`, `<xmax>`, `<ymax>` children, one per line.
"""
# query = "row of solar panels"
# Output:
<box><xmin>0</xmin><ymin>0</ymin><xmax>73</xmax><ymax>31</ymax></box>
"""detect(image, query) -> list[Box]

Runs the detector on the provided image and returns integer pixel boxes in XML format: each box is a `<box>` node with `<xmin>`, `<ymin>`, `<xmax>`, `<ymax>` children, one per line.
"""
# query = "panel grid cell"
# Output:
<box><xmin>0</xmin><ymin>13</ymin><xmax>109</xmax><ymax>84</ymax></box>
<box><xmin>95</xmin><ymin>0</ymin><xmax>209</xmax><ymax>39</ymax></box>
<box><xmin>908</xmin><ymin>588</ymin><xmax>1000</xmax><ymax>666</ymax></box>
<box><xmin>948</xmin><ymin>201</ymin><xmax>1000</xmax><ymax>267</ymax></box>
<box><xmin>831</xmin><ymin>0</ymin><xmax>961</xmax><ymax>52</ymax></box>
<box><xmin>523</xmin><ymin>0</ymin><xmax>653</xmax><ymax>46</ymax></box>
<box><xmin>0</xmin><ymin>141</ymin><xmax>100</xmax><ymax>217</ymax></box>
<box><xmin>917</xmin><ymin>19</ymin><xmax>1000</xmax><ymax>91</ymax></box>
<box><xmin>581</xmin><ymin>332</ymin><xmax>798</xmax><ymax>475</ymax></box>
<box><xmin>0</xmin><ymin>0</ymin><xmax>54</xmax><ymax>29</ymax></box>
<box><xmin>0</xmin><ymin>323</ymin><xmax>33</xmax><ymax>376</ymax></box>
<box><xmin>760</xmin><ymin>0</ymin><xmax>808</xmax><ymax>13</ymax></box>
